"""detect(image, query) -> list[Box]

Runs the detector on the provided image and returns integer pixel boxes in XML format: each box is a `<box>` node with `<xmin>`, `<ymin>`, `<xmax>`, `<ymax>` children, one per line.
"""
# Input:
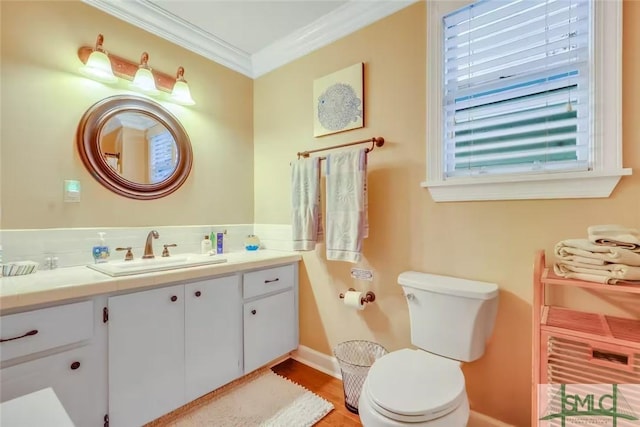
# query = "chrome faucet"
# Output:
<box><xmin>142</xmin><ymin>230</ymin><xmax>159</xmax><ymax>259</ymax></box>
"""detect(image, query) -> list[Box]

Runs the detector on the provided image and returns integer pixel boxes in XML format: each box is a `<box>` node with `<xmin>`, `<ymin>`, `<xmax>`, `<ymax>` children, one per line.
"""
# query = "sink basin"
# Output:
<box><xmin>87</xmin><ymin>254</ymin><xmax>227</xmax><ymax>277</ymax></box>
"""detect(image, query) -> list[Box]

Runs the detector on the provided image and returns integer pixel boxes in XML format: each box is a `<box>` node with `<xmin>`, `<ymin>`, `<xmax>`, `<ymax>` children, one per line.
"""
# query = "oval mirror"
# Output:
<box><xmin>77</xmin><ymin>95</ymin><xmax>192</xmax><ymax>200</ymax></box>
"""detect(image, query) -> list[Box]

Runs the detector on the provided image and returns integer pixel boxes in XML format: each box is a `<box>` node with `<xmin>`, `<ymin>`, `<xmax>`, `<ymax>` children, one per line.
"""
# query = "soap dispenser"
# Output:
<box><xmin>92</xmin><ymin>232</ymin><xmax>110</xmax><ymax>264</ymax></box>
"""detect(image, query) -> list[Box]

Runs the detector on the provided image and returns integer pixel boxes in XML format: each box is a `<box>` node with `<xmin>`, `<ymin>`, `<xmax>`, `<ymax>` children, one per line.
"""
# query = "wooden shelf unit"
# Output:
<box><xmin>531</xmin><ymin>250</ymin><xmax>640</xmax><ymax>426</ymax></box>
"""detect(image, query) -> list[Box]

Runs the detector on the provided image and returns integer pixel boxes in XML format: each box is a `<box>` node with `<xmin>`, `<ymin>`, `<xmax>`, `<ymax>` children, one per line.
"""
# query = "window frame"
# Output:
<box><xmin>423</xmin><ymin>0</ymin><xmax>630</xmax><ymax>202</ymax></box>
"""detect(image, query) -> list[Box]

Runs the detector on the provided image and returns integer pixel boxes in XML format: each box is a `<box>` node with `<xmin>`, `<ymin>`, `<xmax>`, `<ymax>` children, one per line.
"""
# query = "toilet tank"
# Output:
<box><xmin>399</xmin><ymin>271</ymin><xmax>499</xmax><ymax>362</ymax></box>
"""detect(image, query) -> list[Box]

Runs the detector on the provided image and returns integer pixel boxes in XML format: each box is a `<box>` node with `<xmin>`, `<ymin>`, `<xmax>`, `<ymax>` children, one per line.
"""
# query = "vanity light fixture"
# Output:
<box><xmin>77</xmin><ymin>34</ymin><xmax>196</xmax><ymax>106</ymax></box>
<box><xmin>79</xmin><ymin>34</ymin><xmax>118</xmax><ymax>83</ymax></box>
<box><xmin>131</xmin><ymin>52</ymin><xmax>160</xmax><ymax>95</ymax></box>
<box><xmin>170</xmin><ymin>67</ymin><xmax>196</xmax><ymax>106</ymax></box>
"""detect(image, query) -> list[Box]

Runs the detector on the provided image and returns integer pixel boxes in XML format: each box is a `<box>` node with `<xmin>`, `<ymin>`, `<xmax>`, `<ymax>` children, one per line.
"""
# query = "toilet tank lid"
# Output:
<box><xmin>398</xmin><ymin>271</ymin><xmax>498</xmax><ymax>300</ymax></box>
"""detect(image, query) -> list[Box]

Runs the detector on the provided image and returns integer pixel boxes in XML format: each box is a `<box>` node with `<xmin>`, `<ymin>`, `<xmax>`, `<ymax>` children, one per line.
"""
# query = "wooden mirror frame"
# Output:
<box><xmin>77</xmin><ymin>95</ymin><xmax>192</xmax><ymax>200</ymax></box>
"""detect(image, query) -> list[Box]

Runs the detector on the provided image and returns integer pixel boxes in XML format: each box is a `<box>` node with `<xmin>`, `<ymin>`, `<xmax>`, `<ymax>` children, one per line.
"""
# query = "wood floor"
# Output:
<box><xmin>272</xmin><ymin>358</ymin><xmax>363</xmax><ymax>426</ymax></box>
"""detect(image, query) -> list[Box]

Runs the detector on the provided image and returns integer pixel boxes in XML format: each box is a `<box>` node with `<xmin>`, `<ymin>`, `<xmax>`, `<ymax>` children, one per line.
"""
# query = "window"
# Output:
<box><xmin>424</xmin><ymin>0</ymin><xmax>630</xmax><ymax>202</ymax></box>
<box><xmin>148</xmin><ymin>130</ymin><xmax>176</xmax><ymax>184</ymax></box>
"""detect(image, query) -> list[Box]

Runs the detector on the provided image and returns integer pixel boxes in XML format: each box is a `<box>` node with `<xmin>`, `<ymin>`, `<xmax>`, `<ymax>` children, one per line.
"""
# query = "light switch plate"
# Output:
<box><xmin>64</xmin><ymin>180</ymin><xmax>81</xmax><ymax>203</ymax></box>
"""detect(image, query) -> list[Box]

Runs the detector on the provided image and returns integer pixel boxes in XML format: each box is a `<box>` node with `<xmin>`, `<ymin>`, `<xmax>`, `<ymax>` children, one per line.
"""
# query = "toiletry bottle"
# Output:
<box><xmin>216</xmin><ymin>232</ymin><xmax>224</xmax><ymax>254</ymax></box>
<box><xmin>209</xmin><ymin>232</ymin><xmax>217</xmax><ymax>254</ymax></box>
<box><xmin>201</xmin><ymin>235</ymin><xmax>212</xmax><ymax>254</ymax></box>
<box><xmin>92</xmin><ymin>232</ymin><xmax>110</xmax><ymax>264</ymax></box>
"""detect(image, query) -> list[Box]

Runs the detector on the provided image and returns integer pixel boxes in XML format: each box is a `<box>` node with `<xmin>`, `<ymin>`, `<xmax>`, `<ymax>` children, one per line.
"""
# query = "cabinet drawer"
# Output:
<box><xmin>542</xmin><ymin>330</ymin><xmax>640</xmax><ymax>384</ymax></box>
<box><xmin>0</xmin><ymin>301</ymin><xmax>94</xmax><ymax>363</ymax></box>
<box><xmin>243</xmin><ymin>264</ymin><xmax>294</xmax><ymax>299</ymax></box>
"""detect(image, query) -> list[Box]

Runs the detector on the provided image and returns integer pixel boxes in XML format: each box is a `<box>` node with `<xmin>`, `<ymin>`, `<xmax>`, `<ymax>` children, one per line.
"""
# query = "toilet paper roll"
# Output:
<box><xmin>343</xmin><ymin>291</ymin><xmax>365</xmax><ymax>310</ymax></box>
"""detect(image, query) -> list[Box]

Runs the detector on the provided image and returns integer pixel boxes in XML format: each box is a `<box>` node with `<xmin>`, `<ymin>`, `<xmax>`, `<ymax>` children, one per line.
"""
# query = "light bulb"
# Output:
<box><xmin>170</xmin><ymin>66</ymin><xmax>196</xmax><ymax>105</ymax></box>
<box><xmin>130</xmin><ymin>52</ymin><xmax>159</xmax><ymax>95</ymax></box>
<box><xmin>79</xmin><ymin>34</ymin><xmax>117</xmax><ymax>83</ymax></box>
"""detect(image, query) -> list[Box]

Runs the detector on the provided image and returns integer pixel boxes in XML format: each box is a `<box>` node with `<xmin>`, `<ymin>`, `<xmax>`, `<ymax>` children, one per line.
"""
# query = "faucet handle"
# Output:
<box><xmin>115</xmin><ymin>247</ymin><xmax>134</xmax><ymax>261</ymax></box>
<box><xmin>162</xmin><ymin>244</ymin><xmax>177</xmax><ymax>257</ymax></box>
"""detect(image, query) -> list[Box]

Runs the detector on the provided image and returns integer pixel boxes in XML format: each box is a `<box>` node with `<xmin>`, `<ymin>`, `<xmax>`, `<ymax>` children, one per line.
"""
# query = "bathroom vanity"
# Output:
<box><xmin>0</xmin><ymin>250</ymin><xmax>300</xmax><ymax>427</ymax></box>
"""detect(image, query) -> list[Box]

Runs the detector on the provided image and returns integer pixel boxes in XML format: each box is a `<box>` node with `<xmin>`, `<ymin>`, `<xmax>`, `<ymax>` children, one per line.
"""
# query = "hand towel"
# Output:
<box><xmin>325</xmin><ymin>148</ymin><xmax>367</xmax><ymax>263</ymax></box>
<box><xmin>555</xmin><ymin>239</ymin><xmax>640</xmax><ymax>266</ymax></box>
<box><xmin>587</xmin><ymin>224</ymin><xmax>640</xmax><ymax>251</ymax></box>
<box><xmin>291</xmin><ymin>157</ymin><xmax>321</xmax><ymax>251</ymax></box>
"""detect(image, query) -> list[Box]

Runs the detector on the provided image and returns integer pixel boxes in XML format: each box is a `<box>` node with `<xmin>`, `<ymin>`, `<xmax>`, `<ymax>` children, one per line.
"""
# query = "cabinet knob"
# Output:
<box><xmin>70</xmin><ymin>361</ymin><xmax>81</xmax><ymax>370</ymax></box>
<box><xmin>170</xmin><ymin>295</ymin><xmax>178</xmax><ymax>302</ymax></box>
<box><xmin>251</xmin><ymin>309</ymin><xmax>257</xmax><ymax>315</ymax></box>
<box><xmin>195</xmin><ymin>291</ymin><xmax>201</xmax><ymax>297</ymax></box>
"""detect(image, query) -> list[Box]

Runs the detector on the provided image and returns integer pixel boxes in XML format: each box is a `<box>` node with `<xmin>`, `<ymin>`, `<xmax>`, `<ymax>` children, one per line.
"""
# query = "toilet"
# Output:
<box><xmin>358</xmin><ymin>271</ymin><xmax>499</xmax><ymax>427</ymax></box>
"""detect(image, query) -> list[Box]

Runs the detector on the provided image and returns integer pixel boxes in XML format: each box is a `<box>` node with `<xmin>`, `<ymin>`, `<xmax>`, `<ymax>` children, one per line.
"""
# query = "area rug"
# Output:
<box><xmin>162</xmin><ymin>369</ymin><xmax>334</xmax><ymax>426</ymax></box>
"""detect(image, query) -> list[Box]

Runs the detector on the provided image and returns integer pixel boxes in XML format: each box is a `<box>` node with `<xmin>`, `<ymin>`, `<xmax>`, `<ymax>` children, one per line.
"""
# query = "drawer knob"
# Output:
<box><xmin>264</xmin><ymin>278</ymin><xmax>279</xmax><ymax>284</ymax></box>
<box><xmin>251</xmin><ymin>309</ymin><xmax>257</xmax><ymax>315</ymax></box>
<box><xmin>0</xmin><ymin>329</ymin><xmax>38</xmax><ymax>343</ymax></box>
<box><xmin>195</xmin><ymin>291</ymin><xmax>201</xmax><ymax>297</ymax></box>
<box><xmin>70</xmin><ymin>361</ymin><xmax>81</xmax><ymax>370</ymax></box>
<box><xmin>170</xmin><ymin>295</ymin><xmax>178</xmax><ymax>302</ymax></box>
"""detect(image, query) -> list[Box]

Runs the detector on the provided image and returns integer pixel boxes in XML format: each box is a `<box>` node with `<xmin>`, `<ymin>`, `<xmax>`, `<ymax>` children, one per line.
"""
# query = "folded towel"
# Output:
<box><xmin>553</xmin><ymin>263</ymin><xmax>640</xmax><ymax>285</ymax></box>
<box><xmin>587</xmin><ymin>224</ymin><xmax>640</xmax><ymax>251</ymax></box>
<box><xmin>291</xmin><ymin>157</ymin><xmax>321</xmax><ymax>251</ymax></box>
<box><xmin>325</xmin><ymin>148</ymin><xmax>368</xmax><ymax>263</ymax></box>
<box><xmin>555</xmin><ymin>239</ymin><xmax>640</xmax><ymax>266</ymax></box>
<box><xmin>554</xmin><ymin>262</ymin><xmax>640</xmax><ymax>282</ymax></box>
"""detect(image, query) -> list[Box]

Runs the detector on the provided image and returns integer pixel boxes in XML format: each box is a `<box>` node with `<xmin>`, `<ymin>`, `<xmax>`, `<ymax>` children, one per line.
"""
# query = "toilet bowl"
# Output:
<box><xmin>358</xmin><ymin>349</ymin><xmax>469</xmax><ymax>427</ymax></box>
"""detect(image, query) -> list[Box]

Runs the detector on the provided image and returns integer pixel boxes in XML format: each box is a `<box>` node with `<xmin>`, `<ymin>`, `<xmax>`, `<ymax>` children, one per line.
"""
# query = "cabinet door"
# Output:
<box><xmin>108</xmin><ymin>285</ymin><xmax>185</xmax><ymax>427</ymax></box>
<box><xmin>243</xmin><ymin>289</ymin><xmax>296</xmax><ymax>373</ymax></box>
<box><xmin>185</xmin><ymin>276</ymin><xmax>242</xmax><ymax>402</ymax></box>
<box><xmin>0</xmin><ymin>345</ymin><xmax>102</xmax><ymax>427</ymax></box>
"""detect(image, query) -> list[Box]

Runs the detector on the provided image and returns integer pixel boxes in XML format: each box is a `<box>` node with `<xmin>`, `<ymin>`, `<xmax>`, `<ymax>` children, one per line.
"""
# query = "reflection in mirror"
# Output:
<box><xmin>77</xmin><ymin>95</ymin><xmax>192</xmax><ymax>200</ymax></box>
<box><xmin>99</xmin><ymin>113</ymin><xmax>178</xmax><ymax>184</ymax></box>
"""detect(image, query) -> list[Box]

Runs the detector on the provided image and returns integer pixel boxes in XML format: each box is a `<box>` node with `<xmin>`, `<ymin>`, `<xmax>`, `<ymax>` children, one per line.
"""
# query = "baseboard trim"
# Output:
<box><xmin>292</xmin><ymin>345</ymin><xmax>513</xmax><ymax>427</ymax></box>
<box><xmin>291</xmin><ymin>345</ymin><xmax>342</xmax><ymax>379</ymax></box>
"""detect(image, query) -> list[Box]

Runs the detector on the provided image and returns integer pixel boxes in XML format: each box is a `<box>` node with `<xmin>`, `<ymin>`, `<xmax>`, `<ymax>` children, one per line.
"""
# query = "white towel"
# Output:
<box><xmin>555</xmin><ymin>239</ymin><xmax>640</xmax><ymax>266</ymax></box>
<box><xmin>554</xmin><ymin>262</ymin><xmax>640</xmax><ymax>285</ymax></box>
<box><xmin>325</xmin><ymin>148</ymin><xmax>368</xmax><ymax>263</ymax></box>
<box><xmin>587</xmin><ymin>224</ymin><xmax>640</xmax><ymax>251</ymax></box>
<box><xmin>291</xmin><ymin>157</ymin><xmax>321</xmax><ymax>251</ymax></box>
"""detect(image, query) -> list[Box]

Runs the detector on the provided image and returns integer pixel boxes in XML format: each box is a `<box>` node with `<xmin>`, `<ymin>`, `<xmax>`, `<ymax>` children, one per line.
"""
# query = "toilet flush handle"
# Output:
<box><xmin>406</xmin><ymin>293</ymin><xmax>415</xmax><ymax>301</ymax></box>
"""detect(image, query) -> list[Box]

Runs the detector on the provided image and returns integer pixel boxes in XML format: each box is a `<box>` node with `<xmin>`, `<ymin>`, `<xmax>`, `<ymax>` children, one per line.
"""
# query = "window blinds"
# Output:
<box><xmin>443</xmin><ymin>0</ymin><xmax>591</xmax><ymax>177</ymax></box>
<box><xmin>148</xmin><ymin>131</ymin><xmax>176</xmax><ymax>184</ymax></box>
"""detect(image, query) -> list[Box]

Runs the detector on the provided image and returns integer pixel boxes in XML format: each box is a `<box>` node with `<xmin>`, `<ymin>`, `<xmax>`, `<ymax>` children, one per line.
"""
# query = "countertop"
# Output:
<box><xmin>0</xmin><ymin>388</ymin><xmax>75</xmax><ymax>427</ymax></box>
<box><xmin>0</xmin><ymin>250</ymin><xmax>301</xmax><ymax>313</ymax></box>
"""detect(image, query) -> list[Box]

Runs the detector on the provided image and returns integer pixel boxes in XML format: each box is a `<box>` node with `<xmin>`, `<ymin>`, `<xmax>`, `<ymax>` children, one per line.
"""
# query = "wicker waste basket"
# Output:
<box><xmin>333</xmin><ymin>340</ymin><xmax>388</xmax><ymax>414</ymax></box>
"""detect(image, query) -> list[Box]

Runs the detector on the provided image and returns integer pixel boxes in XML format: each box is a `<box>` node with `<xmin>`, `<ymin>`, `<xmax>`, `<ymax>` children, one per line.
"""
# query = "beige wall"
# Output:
<box><xmin>254</xmin><ymin>2</ymin><xmax>640</xmax><ymax>425</ymax></box>
<box><xmin>0</xmin><ymin>1</ymin><xmax>254</xmax><ymax>229</ymax></box>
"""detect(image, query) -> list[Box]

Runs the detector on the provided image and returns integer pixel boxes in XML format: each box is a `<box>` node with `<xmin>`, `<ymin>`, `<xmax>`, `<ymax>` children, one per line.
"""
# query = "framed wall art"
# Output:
<box><xmin>313</xmin><ymin>62</ymin><xmax>364</xmax><ymax>137</ymax></box>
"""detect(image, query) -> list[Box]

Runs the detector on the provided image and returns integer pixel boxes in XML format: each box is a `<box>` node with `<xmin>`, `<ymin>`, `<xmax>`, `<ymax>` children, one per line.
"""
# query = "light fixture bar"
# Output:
<box><xmin>78</xmin><ymin>46</ymin><xmax>177</xmax><ymax>94</ymax></box>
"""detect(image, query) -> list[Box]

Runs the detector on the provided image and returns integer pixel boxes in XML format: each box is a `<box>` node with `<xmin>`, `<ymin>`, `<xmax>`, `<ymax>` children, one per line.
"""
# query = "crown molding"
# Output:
<box><xmin>82</xmin><ymin>0</ymin><xmax>253</xmax><ymax>77</ymax></box>
<box><xmin>83</xmin><ymin>0</ymin><xmax>418</xmax><ymax>79</ymax></box>
<box><xmin>251</xmin><ymin>0</ymin><xmax>418</xmax><ymax>78</ymax></box>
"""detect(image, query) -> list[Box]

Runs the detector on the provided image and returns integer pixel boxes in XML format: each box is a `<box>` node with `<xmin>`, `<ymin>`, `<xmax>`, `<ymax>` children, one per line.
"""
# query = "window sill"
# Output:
<box><xmin>422</xmin><ymin>169</ymin><xmax>632</xmax><ymax>202</ymax></box>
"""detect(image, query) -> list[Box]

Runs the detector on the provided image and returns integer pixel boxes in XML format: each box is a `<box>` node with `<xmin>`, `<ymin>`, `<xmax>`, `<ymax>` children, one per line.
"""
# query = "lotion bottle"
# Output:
<box><xmin>201</xmin><ymin>235</ymin><xmax>212</xmax><ymax>254</ymax></box>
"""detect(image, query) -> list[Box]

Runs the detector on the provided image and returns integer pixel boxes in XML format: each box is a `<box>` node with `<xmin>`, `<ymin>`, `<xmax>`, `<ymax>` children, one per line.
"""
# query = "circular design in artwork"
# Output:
<box><xmin>317</xmin><ymin>83</ymin><xmax>363</xmax><ymax>131</ymax></box>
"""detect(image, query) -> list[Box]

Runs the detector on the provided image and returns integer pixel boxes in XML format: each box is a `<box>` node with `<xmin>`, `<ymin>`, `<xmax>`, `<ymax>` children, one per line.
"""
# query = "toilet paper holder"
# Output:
<box><xmin>339</xmin><ymin>288</ymin><xmax>376</xmax><ymax>304</ymax></box>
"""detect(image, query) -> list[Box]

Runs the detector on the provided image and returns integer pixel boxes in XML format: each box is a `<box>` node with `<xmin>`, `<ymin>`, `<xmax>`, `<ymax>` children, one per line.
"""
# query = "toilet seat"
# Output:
<box><xmin>365</xmin><ymin>349</ymin><xmax>466</xmax><ymax>423</ymax></box>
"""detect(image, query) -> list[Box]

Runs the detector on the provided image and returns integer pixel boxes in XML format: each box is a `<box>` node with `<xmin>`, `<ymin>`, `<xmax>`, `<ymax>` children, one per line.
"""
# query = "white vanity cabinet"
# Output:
<box><xmin>0</xmin><ymin>300</ymin><xmax>107</xmax><ymax>427</ymax></box>
<box><xmin>184</xmin><ymin>276</ymin><xmax>242</xmax><ymax>402</ymax></box>
<box><xmin>107</xmin><ymin>275</ymin><xmax>242</xmax><ymax>427</ymax></box>
<box><xmin>0</xmin><ymin>257</ymin><xmax>299</xmax><ymax>427</ymax></box>
<box><xmin>108</xmin><ymin>284</ymin><xmax>185</xmax><ymax>427</ymax></box>
<box><xmin>243</xmin><ymin>264</ymin><xmax>298</xmax><ymax>373</ymax></box>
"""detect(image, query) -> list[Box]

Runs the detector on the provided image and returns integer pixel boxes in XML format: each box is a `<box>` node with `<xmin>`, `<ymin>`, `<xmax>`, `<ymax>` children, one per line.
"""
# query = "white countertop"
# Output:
<box><xmin>0</xmin><ymin>388</ymin><xmax>75</xmax><ymax>427</ymax></box>
<box><xmin>0</xmin><ymin>250</ymin><xmax>301</xmax><ymax>313</ymax></box>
